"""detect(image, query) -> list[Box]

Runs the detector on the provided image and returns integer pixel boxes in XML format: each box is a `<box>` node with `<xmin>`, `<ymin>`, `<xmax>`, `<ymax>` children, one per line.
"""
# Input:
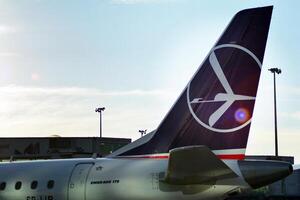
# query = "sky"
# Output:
<box><xmin>0</xmin><ymin>0</ymin><xmax>299</xmax><ymax>162</ymax></box>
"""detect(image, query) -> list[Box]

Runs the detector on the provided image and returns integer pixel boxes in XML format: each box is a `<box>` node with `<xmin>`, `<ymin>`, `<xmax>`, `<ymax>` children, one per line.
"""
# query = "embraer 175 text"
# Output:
<box><xmin>0</xmin><ymin>6</ymin><xmax>293</xmax><ymax>200</ymax></box>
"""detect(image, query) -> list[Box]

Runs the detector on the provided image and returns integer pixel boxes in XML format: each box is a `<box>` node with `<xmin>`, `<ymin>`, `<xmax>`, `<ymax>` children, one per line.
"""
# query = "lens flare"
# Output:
<box><xmin>234</xmin><ymin>108</ymin><xmax>250</xmax><ymax>124</ymax></box>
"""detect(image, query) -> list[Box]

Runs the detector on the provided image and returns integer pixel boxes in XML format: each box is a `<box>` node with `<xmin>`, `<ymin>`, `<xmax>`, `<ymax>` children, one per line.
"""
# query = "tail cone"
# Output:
<box><xmin>238</xmin><ymin>160</ymin><xmax>293</xmax><ymax>189</ymax></box>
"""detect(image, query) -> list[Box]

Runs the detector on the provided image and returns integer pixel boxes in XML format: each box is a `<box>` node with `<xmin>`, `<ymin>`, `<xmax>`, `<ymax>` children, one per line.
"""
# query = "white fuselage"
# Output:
<box><xmin>0</xmin><ymin>158</ymin><xmax>250</xmax><ymax>200</ymax></box>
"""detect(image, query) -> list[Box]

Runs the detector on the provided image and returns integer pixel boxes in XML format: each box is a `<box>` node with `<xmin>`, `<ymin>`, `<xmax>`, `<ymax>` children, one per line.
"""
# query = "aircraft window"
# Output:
<box><xmin>47</xmin><ymin>180</ymin><xmax>54</xmax><ymax>189</ymax></box>
<box><xmin>31</xmin><ymin>181</ymin><xmax>38</xmax><ymax>189</ymax></box>
<box><xmin>15</xmin><ymin>181</ymin><xmax>22</xmax><ymax>190</ymax></box>
<box><xmin>0</xmin><ymin>182</ymin><xmax>6</xmax><ymax>190</ymax></box>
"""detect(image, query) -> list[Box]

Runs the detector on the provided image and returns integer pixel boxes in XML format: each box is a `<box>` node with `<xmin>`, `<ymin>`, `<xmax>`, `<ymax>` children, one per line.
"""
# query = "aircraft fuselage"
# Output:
<box><xmin>0</xmin><ymin>158</ymin><xmax>246</xmax><ymax>200</ymax></box>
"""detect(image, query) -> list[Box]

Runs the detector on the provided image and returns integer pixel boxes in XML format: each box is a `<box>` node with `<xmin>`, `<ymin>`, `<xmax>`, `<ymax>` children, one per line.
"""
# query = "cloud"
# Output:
<box><xmin>247</xmin><ymin>129</ymin><xmax>300</xmax><ymax>164</ymax></box>
<box><xmin>31</xmin><ymin>73</ymin><xmax>40</xmax><ymax>81</ymax></box>
<box><xmin>0</xmin><ymin>85</ymin><xmax>175</xmax><ymax>139</ymax></box>
<box><xmin>0</xmin><ymin>25</ymin><xmax>17</xmax><ymax>34</ymax></box>
<box><xmin>0</xmin><ymin>85</ymin><xmax>171</xmax><ymax>97</ymax></box>
<box><xmin>290</xmin><ymin>111</ymin><xmax>300</xmax><ymax>120</ymax></box>
<box><xmin>0</xmin><ymin>52</ymin><xmax>21</xmax><ymax>57</ymax></box>
<box><xmin>111</xmin><ymin>0</ymin><xmax>173</xmax><ymax>4</ymax></box>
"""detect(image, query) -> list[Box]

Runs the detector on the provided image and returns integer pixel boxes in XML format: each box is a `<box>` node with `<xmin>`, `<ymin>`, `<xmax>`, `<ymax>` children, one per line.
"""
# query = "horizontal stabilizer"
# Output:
<box><xmin>163</xmin><ymin>146</ymin><xmax>238</xmax><ymax>185</ymax></box>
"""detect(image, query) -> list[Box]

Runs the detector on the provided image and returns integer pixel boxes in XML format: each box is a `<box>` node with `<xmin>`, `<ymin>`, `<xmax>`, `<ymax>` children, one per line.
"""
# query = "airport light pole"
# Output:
<box><xmin>95</xmin><ymin>107</ymin><xmax>105</xmax><ymax>138</ymax></box>
<box><xmin>139</xmin><ymin>129</ymin><xmax>147</xmax><ymax>137</ymax></box>
<box><xmin>268</xmin><ymin>68</ymin><xmax>281</xmax><ymax>157</ymax></box>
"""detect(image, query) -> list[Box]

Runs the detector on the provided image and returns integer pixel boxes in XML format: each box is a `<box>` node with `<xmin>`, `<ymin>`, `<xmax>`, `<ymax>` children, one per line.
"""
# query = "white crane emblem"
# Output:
<box><xmin>187</xmin><ymin>44</ymin><xmax>262</xmax><ymax>133</ymax></box>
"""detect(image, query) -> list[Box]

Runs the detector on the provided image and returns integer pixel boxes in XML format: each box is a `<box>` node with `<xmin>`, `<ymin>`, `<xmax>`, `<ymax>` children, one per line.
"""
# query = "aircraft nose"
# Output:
<box><xmin>238</xmin><ymin>160</ymin><xmax>293</xmax><ymax>189</ymax></box>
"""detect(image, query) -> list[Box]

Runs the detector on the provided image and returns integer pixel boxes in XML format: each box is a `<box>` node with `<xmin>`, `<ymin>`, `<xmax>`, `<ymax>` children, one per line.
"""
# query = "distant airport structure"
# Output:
<box><xmin>0</xmin><ymin>137</ymin><xmax>131</xmax><ymax>161</ymax></box>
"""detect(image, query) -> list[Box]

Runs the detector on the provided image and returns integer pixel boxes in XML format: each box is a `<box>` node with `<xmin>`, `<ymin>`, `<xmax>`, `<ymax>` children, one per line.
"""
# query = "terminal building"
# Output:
<box><xmin>0</xmin><ymin>137</ymin><xmax>131</xmax><ymax>161</ymax></box>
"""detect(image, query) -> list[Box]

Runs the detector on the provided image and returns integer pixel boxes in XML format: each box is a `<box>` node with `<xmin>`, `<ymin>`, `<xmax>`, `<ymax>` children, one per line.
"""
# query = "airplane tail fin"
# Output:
<box><xmin>114</xmin><ymin>6</ymin><xmax>273</xmax><ymax>158</ymax></box>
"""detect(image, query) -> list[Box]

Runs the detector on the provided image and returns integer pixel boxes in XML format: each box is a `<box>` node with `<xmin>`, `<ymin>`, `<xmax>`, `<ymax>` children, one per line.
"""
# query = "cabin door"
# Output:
<box><xmin>68</xmin><ymin>163</ymin><xmax>94</xmax><ymax>200</ymax></box>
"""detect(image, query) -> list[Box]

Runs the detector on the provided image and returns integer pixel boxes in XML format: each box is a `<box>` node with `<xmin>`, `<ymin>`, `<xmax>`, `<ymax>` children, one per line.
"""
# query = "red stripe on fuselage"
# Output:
<box><xmin>116</xmin><ymin>154</ymin><xmax>245</xmax><ymax>160</ymax></box>
<box><xmin>217</xmin><ymin>154</ymin><xmax>245</xmax><ymax>160</ymax></box>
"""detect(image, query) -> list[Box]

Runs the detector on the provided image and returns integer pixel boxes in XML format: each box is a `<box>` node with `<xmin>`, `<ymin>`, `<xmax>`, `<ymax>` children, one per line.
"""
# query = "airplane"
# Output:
<box><xmin>0</xmin><ymin>5</ymin><xmax>293</xmax><ymax>200</ymax></box>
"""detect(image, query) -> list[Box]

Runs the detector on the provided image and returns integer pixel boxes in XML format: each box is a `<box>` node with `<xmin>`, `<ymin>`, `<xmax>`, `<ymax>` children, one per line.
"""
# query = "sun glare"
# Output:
<box><xmin>234</xmin><ymin>108</ymin><xmax>250</xmax><ymax>124</ymax></box>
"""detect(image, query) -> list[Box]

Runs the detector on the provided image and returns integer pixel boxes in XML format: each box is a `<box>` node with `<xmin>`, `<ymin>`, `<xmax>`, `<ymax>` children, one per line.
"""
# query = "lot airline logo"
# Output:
<box><xmin>187</xmin><ymin>44</ymin><xmax>262</xmax><ymax>133</ymax></box>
